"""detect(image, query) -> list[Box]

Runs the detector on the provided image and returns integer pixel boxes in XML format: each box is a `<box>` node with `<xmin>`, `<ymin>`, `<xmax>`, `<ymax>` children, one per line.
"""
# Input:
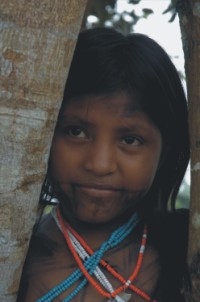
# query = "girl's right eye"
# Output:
<box><xmin>64</xmin><ymin>126</ymin><xmax>86</xmax><ymax>138</ymax></box>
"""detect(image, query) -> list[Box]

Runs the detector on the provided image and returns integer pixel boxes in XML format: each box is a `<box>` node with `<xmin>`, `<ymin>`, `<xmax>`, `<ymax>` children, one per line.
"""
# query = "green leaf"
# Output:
<box><xmin>128</xmin><ymin>0</ymin><xmax>141</xmax><ymax>4</ymax></box>
<box><xmin>142</xmin><ymin>8</ymin><xmax>154</xmax><ymax>18</ymax></box>
<box><xmin>163</xmin><ymin>0</ymin><xmax>179</xmax><ymax>22</ymax></box>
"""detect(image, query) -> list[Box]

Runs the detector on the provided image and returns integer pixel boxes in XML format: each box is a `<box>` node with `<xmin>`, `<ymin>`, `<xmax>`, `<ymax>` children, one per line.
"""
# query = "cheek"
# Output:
<box><xmin>50</xmin><ymin>141</ymin><xmax>76</xmax><ymax>200</ymax></box>
<box><xmin>50</xmin><ymin>139</ymin><xmax>73</xmax><ymax>180</ymax></box>
<box><xmin>123</xmin><ymin>155</ymin><xmax>161</xmax><ymax>191</ymax></box>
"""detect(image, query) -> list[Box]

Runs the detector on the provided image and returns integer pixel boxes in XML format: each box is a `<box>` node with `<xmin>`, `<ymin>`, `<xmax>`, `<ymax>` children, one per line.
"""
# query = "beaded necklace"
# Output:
<box><xmin>68</xmin><ymin>229</ymin><xmax>127</xmax><ymax>302</ymax></box>
<box><xmin>54</xmin><ymin>210</ymin><xmax>127</xmax><ymax>302</ymax></box>
<box><xmin>37</xmin><ymin>207</ymin><xmax>140</xmax><ymax>302</ymax></box>
<box><xmin>57</xmin><ymin>208</ymin><xmax>158</xmax><ymax>302</ymax></box>
<box><xmin>57</xmin><ymin>207</ymin><xmax>157</xmax><ymax>302</ymax></box>
<box><xmin>66</xmin><ymin>217</ymin><xmax>153</xmax><ymax>302</ymax></box>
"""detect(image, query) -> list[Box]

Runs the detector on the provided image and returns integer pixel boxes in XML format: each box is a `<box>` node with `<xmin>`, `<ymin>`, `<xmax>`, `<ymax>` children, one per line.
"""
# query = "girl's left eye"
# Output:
<box><xmin>65</xmin><ymin>126</ymin><xmax>86</xmax><ymax>138</ymax></box>
<box><xmin>121</xmin><ymin>135</ymin><xmax>142</xmax><ymax>146</ymax></box>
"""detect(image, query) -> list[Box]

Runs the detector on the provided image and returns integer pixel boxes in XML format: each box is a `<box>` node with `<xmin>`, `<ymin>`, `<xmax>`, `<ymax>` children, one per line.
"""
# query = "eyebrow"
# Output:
<box><xmin>59</xmin><ymin>115</ymin><xmax>95</xmax><ymax>127</ymax></box>
<box><xmin>59</xmin><ymin>114</ymin><xmax>155</xmax><ymax>134</ymax></box>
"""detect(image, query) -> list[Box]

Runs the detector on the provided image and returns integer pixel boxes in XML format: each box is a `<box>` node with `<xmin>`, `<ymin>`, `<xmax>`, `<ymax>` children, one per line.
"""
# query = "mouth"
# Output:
<box><xmin>73</xmin><ymin>183</ymin><xmax>122</xmax><ymax>198</ymax></box>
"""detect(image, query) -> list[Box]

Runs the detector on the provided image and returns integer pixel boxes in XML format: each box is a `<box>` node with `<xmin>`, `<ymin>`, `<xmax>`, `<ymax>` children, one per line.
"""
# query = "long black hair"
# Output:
<box><xmin>40</xmin><ymin>27</ymin><xmax>190</xmax><ymax>216</ymax></box>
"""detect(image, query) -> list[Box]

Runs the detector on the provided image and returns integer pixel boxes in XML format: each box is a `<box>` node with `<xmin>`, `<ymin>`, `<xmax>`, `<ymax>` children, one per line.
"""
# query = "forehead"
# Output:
<box><xmin>62</xmin><ymin>93</ymin><xmax>141</xmax><ymax>118</ymax></box>
<box><xmin>60</xmin><ymin>93</ymin><xmax>159</xmax><ymax>135</ymax></box>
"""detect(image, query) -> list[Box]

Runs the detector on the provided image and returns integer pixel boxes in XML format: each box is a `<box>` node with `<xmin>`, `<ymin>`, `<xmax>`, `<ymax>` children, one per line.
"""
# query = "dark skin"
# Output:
<box><xmin>18</xmin><ymin>94</ymin><xmax>163</xmax><ymax>301</ymax></box>
<box><xmin>51</xmin><ymin>94</ymin><xmax>162</xmax><ymax>225</ymax></box>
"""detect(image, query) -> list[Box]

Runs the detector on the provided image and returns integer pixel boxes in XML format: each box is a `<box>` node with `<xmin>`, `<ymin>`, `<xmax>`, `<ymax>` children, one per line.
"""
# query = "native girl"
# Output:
<box><xmin>17</xmin><ymin>28</ymin><xmax>190</xmax><ymax>302</ymax></box>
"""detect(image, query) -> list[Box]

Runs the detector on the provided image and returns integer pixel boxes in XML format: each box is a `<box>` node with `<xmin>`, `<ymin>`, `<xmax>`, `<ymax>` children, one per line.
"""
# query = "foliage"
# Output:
<box><xmin>163</xmin><ymin>0</ymin><xmax>182</xmax><ymax>22</ymax></box>
<box><xmin>82</xmin><ymin>0</ymin><xmax>153</xmax><ymax>34</ymax></box>
<box><xmin>82</xmin><ymin>0</ymin><xmax>180</xmax><ymax>33</ymax></box>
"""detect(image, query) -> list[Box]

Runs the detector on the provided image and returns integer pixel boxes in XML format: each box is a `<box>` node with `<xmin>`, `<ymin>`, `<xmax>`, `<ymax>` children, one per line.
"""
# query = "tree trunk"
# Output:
<box><xmin>178</xmin><ymin>1</ymin><xmax>200</xmax><ymax>301</ymax></box>
<box><xmin>0</xmin><ymin>1</ymin><xmax>87</xmax><ymax>301</ymax></box>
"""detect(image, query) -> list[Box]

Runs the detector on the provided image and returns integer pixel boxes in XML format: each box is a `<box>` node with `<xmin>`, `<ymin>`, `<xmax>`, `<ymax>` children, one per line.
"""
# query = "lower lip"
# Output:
<box><xmin>76</xmin><ymin>186</ymin><xmax>119</xmax><ymax>198</ymax></box>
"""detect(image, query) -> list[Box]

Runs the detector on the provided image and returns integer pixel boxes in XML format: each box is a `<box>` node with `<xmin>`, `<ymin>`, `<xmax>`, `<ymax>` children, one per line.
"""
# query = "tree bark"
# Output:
<box><xmin>178</xmin><ymin>0</ymin><xmax>200</xmax><ymax>301</ymax></box>
<box><xmin>0</xmin><ymin>0</ymin><xmax>87</xmax><ymax>301</ymax></box>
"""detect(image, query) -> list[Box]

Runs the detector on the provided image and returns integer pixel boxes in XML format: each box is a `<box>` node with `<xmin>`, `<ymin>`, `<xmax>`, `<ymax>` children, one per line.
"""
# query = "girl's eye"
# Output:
<box><xmin>65</xmin><ymin>126</ymin><xmax>86</xmax><ymax>138</ymax></box>
<box><xmin>121</xmin><ymin>135</ymin><xmax>142</xmax><ymax>146</ymax></box>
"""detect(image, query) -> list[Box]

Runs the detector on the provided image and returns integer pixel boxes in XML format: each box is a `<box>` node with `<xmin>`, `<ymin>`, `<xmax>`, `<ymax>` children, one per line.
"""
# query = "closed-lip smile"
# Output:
<box><xmin>74</xmin><ymin>183</ymin><xmax>121</xmax><ymax>198</ymax></box>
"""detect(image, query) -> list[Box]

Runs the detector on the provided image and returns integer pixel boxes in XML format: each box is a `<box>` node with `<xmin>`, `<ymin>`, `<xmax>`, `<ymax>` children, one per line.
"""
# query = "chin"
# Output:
<box><xmin>75</xmin><ymin>208</ymin><xmax>129</xmax><ymax>226</ymax></box>
<box><xmin>76</xmin><ymin>214</ymin><xmax>112</xmax><ymax>225</ymax></box>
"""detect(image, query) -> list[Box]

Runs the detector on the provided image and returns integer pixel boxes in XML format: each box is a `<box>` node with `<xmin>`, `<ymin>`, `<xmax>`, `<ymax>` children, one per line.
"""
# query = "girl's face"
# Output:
<box><xmin>50</xmin><ymin>94</ymin><xmax>162</xmax><ymax>224</ymax></box>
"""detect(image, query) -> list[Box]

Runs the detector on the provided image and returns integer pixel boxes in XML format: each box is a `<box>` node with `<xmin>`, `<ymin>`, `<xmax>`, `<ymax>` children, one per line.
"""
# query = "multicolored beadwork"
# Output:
<box><xmin>37</xmin><ymin>207</ymin><xmax>157</xmax><ymax>302</ymax></box>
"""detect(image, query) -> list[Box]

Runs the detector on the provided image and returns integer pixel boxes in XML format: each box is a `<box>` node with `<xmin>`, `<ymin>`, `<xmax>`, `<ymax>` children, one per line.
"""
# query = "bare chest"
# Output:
<box><xmin>24</xmin><ymin>237</ymin><xmax>160</xmax><ymax>302</ymax></box>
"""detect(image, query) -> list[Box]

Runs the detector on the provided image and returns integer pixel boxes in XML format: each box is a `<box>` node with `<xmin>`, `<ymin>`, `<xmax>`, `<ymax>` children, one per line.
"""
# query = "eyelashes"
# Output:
<box><xmin>64</xmin><ymin>126</ymin><xmax>87</xmax><ymax>139</ymax></box>
<box><xmin>121</xmin><ymin>135</ymin><xmax>143</xmax><ymax>146</ymax></box>
<box><xmin>62</xmin><ymin>125</ymin><xmax>144</xmax><ymax>147</ymax></box>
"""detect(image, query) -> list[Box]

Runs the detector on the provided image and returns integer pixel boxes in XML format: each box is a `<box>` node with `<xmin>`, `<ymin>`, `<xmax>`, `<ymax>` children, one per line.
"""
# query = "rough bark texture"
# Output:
<box><xmin>0</xmin><ymin>1</ymin><xmax>87</xmax><ymax>301</ymax></box>
<box><xmin>178</xmin><ymin>0</ymin><xmax>200</xmax><ymax>301</ymax></box>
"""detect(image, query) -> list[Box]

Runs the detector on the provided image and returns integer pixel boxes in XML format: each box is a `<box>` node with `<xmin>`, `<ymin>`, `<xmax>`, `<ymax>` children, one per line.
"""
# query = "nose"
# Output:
<box><xmin>84</xmin><ymin>140</ymin><xmax>117</xmax><ymax>176</ymax></box>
